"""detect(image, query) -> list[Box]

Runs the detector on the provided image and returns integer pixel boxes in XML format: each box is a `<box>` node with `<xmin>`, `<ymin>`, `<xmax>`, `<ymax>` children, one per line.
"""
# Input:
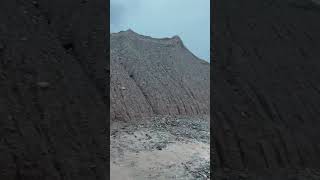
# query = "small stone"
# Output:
<box><xmin>37</xmin><ymin>81</ymin><xmax>50</xmax><ymax>89</ymax></box>
<box><xmin>121</xmin><ymin>86</ymin><xmax>126</xmax><ymax>90</ymax></box>
<box><xmin>145</xmin><ymin>134</ymin><xmax>152</xmax><ymax>140</ymax></box>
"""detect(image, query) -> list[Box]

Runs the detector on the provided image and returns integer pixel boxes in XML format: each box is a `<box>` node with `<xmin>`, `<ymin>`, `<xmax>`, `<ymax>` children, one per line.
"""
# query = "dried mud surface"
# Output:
<box><xmin>110</xmin><ymin>116</ymin><xmax>210</xmax><ymax>180</ymax></box>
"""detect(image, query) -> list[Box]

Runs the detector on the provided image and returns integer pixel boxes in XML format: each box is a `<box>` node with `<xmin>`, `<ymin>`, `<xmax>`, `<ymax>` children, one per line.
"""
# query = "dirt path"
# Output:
<box><xmin>110</xmin><ymin>116</ymin><xmax>210</xmax><ymax>180</ymax></box>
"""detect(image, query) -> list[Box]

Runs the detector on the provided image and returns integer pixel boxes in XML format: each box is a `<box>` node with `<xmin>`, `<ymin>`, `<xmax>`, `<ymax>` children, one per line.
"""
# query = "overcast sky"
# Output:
<box><xmin>110</xmin><ymin>0</ymin><xmax>210</xmax><ymax>62</ymax></box>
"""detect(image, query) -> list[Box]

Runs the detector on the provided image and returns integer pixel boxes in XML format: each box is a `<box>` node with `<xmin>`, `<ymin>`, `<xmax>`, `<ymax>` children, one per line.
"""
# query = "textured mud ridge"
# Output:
<box><xmin>213</xmin><ymin>0</ymin><xmax>320</xmax><ymax>178</ymax></box>
<box><xmin>0</xmin><ymin>1</ymin><xmax>108</xmax><ymax>179</ymax></box>
<box><xmin>110</xmin><ymin>30</ymin><xmax>210</xmax><ymax>121</ymax></box>
<box><xmin>110</xmin><ymin>116</ymin><xmax>210</xmax><ymax>180</ymax></box>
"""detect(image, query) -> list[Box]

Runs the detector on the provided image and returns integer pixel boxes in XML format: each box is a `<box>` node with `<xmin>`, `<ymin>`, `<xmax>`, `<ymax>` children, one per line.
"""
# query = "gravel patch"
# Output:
<box><xmin>110</xmin><ymin>115</ymin><xmax>210</xmax><ymax>180</ymax></box>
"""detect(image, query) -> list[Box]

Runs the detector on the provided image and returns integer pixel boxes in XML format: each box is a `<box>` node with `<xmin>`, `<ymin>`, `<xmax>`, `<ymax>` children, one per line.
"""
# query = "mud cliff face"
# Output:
<box><xmin>0</xmin><ymin>0</ymin><xmax>107</xmax><ymax>179</ymax></box>
<box><xmin>213</xmin><ymin>0</ymin><xmax>320</xmax><ymax>177</ymax></box>
<box><xmin>110</xmin><ymin>30</ymin><xmax>210</xmax><ymax>121</ymax></box>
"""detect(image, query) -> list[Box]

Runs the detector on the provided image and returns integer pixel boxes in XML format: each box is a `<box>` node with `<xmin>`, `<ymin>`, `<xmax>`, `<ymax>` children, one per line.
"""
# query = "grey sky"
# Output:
<box><xmin>110</xmin><ymin>0</ymin><xmax>210</xmax><ymax>62</ymax></box>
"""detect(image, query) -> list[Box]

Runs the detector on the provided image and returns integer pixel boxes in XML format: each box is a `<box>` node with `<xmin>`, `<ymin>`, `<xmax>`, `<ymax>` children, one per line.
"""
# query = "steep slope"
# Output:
<box><xmin>0</xmin><ymin>0</ymin><xmax>107</xmax><ymax>179</ymax></box>
<box><xmin>110</xmin><ymin>30</ymin><xmax>210</xmax><ymax>121</ymax></box>
<box><xmin>213</xmin><ymin>0</ymin><xmax>320</xmax><ymax>178</ymax></box>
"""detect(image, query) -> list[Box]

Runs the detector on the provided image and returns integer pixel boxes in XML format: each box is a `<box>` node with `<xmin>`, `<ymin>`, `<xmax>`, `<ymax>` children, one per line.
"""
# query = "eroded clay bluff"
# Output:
<box><xmin>0</xmin><ymin>0</ymin><xmax>108</xmax><ymax>179</ymax></box>
<box><xmin>110</xmin><ymin>30</ymin><xmax>210</xmax><ymax>121</ymax></box>
<box><xmin>213</xmin><ymin>0</ymin><xmax>320</xmax><ymax>179</ymax></box>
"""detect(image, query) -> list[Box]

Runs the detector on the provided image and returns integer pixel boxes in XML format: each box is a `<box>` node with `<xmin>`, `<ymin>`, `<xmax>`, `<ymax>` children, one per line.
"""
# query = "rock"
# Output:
<box><xmin>145</xmin><ymin>134</ymin><xmax>152</xmax><ymax>140</ymax></box>
<box><xmin>37</xmin><ymin>81</ymin><xmax>50</xmax><ymax>89</ymax></box>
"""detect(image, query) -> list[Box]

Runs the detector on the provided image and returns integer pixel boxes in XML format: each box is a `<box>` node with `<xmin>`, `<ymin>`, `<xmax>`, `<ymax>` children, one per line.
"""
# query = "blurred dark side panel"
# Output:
<box><xmin>0</xmin><ymin>0</ymin><xmax>108</xmax><ymax>179</ymax></box>
<box><xmin>213</xmin><ymin>0</ymin><xmax>320</xmax><ymax>178</ymax></box>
